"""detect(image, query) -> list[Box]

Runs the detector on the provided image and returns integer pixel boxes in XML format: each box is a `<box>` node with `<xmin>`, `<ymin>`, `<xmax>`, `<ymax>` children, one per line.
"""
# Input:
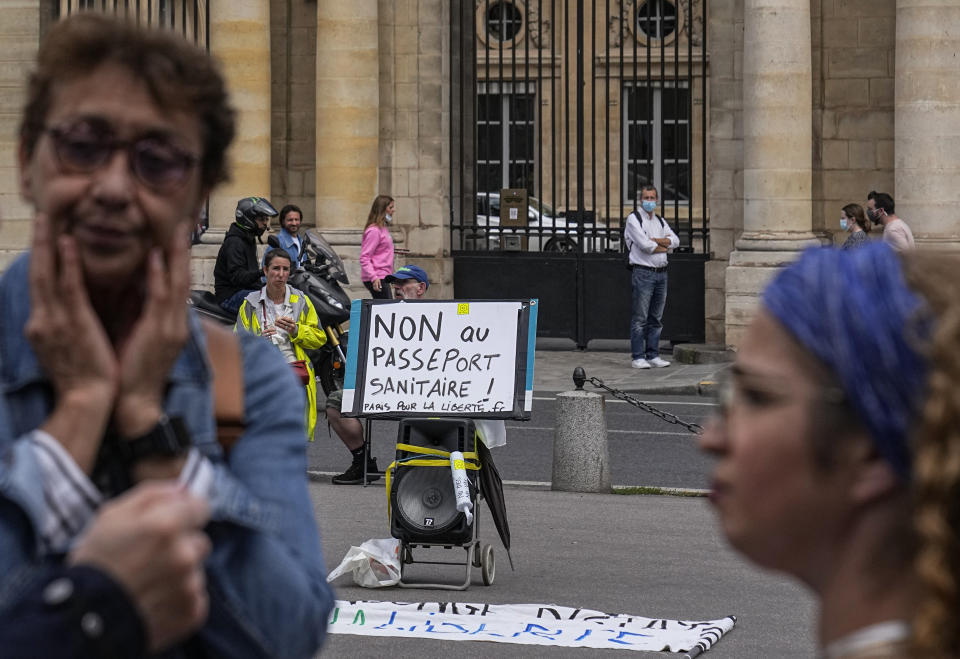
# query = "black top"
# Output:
<box><xmin>213</xmin><ymin>223</ymin><xmax>262</xmax><ymax>302</ymax></box>
<box><xmin>0</xmin><ymin>563</ymin><xmax>146</xmax><ymax>659</ymax></box>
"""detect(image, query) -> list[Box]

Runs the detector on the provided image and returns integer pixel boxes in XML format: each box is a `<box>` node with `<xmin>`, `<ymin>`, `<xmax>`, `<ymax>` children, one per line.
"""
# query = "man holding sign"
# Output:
<box><xmin>327</xmin><ymin>265</ymin><xmax>430</xmax><ymax>484</ymax></box>
<box><xmin>385</xmin><ymin>264</ymin><xmax>429</xmax><ymax>300</ymax></box>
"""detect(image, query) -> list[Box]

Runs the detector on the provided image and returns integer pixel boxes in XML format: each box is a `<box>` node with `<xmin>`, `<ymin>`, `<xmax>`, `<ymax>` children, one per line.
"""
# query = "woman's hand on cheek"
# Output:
<box><xmin>28</xmin><ymin>214</ymin><xmax>116</xmax><ymax>472</ymax></box>
<box><xmin>114</xmin><ymin>225</ymin><xmax>190</xmax><ymax>438</ymax></box>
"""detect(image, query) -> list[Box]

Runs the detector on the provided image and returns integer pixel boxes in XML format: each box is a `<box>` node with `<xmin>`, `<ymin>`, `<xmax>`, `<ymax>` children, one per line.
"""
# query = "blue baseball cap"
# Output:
<box><xmin>384</xmin><ymin>264</ymin><xmax>429</xmax><ymax>288</ymax></box>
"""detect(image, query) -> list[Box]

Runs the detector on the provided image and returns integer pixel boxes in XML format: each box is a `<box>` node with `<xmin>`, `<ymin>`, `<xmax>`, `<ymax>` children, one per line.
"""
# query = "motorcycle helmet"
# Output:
<box><xmin>235</xmin><ymin>197</ymin><xmax>278</xmax><ymax>236</ymax></box>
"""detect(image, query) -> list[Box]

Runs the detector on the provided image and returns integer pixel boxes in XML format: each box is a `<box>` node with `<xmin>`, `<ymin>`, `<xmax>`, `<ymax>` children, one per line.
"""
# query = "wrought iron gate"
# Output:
<box><xmin>450</xmin><ymin>0</ymin><xmax>708</xmax><ymax>348</ymax></box>
<box><xmin>52</xmin><ymin>0</ymin><xmax>208</xmax><ymax>46</ymax></box>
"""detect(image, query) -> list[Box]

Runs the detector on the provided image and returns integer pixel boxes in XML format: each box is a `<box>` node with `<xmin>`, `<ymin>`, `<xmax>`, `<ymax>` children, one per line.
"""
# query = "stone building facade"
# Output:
<box><xmin>1</xmin><ymin>1</ymin><xmax>958</xmax><ymax>343</ymax></box>
<box><xmin>0</xmin><ymin>0</ymin><xmax>452</xmax><ymax>301</ymax></box>
<box><xmin>711</xmin><ymin>0</ymin><xmax>960</xmax><ymax>344</ymax></box>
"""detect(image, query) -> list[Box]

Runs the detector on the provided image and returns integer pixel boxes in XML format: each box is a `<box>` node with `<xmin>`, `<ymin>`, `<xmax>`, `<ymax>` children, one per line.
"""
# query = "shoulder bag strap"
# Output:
<box><xmin>201</xmin><ymin>319</ymin><xmax>246</xmax><ymax>456</ymax></box>
<box><xmin>625</xmin><ymin>211</ymin><xmax>638</xmax><ymax>251</ymax></box>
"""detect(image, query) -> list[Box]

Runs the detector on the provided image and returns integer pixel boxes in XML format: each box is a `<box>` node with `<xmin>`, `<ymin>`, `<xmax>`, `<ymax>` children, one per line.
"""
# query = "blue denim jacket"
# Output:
<box><xmin>0</xmin><ymin>254</ymin><xmax>333</xmax><ymax>658</ymax></box>
<box><xmin>276</xmin><ymin>228</ymin><xmax>305</xmax><ymax>268</ymax></box>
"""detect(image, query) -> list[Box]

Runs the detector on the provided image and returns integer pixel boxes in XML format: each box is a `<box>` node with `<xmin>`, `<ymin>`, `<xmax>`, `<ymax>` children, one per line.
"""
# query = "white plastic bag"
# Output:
<box><xmin>475</xmin><ymin>419</ymin><xmax>507</xmax><ymax>449</ymax></box>
<box><xmin>326</xmin><ymin>538</ymin><xmax>401</xmax><ymax>588</ymax></box>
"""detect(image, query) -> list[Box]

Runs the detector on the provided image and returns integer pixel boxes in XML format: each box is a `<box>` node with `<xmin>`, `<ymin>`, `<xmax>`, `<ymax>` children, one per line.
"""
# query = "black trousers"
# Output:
<box><xmin>363</xmin><ymin>280</ymin><xmax>392</xmax><ymax>299</ymax></box>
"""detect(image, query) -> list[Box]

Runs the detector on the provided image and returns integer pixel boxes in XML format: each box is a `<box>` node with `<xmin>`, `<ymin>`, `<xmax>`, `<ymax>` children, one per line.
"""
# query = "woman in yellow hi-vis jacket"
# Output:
<box><xmin>235</xmin><ymin>249</ymin><xmax>326</xmax><ymax>440</ymax></box>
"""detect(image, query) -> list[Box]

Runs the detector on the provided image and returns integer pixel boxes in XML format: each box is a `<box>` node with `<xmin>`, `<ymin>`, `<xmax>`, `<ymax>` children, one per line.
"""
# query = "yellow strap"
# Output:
<box><xmin>394</xmin><ymin>443</ymin><xmax>479</xmax><ymax>461</ymax></box>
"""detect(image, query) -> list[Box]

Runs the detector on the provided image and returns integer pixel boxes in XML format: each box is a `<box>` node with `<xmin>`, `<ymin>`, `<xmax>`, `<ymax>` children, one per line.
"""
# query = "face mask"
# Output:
<box><xmin>840</xmin><ymin>218</ymin><xmax>848</xmax><ymax>231</ymax></box>
<box><xmin>385</xmin><ymin>213</ymin><xmax>393</xmax><ymax>224</ymax></box>
<box><xmin>641</xmin><ymin>200</ymin><xmax>657</xmax><ymax>213</ymax></box>
<box><xmin>867</xmin><ymin>208</ymin><xmax>881</xmax><ymax>223</ymax></box>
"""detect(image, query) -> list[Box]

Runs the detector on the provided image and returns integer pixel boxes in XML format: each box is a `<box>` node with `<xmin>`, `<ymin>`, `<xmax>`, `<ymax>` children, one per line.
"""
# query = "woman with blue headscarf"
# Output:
<box><xmin>700</xmin><ymin>242</ymin><xmax>960</xmax><ymax>658</ymax></box>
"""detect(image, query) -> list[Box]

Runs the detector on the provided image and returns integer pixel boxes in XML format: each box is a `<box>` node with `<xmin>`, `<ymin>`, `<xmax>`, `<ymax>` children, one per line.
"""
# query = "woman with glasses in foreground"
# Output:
<box><xmin>701</xmin><ymin>242</ymin><xmax>960</xmax><ymax>658</ymax></box>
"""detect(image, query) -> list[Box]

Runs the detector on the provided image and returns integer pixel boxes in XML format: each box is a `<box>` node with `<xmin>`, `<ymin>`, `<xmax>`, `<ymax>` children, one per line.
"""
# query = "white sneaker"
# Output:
<box><xmin>649</xmin><ymin>357</ymin><xmax>671</xmax><ymax>368</ymax></box>
<box><xmin>631</xmin><ymin>358</ymin><xmax>651</xmax><ymax>369</ymax></box>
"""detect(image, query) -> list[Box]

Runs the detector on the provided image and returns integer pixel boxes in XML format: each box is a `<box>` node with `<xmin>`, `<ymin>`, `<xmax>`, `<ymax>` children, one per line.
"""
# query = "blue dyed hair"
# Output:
<box><xmin>762</xmin><ymin>243</ymin><xmax>932</xmax><ymax>480</ymax></box>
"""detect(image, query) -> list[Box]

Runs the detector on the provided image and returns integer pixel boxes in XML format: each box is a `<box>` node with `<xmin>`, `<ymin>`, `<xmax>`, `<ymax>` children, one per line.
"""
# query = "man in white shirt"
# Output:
<box><xmin>867</xmin><ymin>191</ymin><xmax>915</xmax><ymax>251</ymax></box>
<box><xmin>624</xmin><ymin>185</ymin><xmax>680</xmax><ymax>369</ymax></box>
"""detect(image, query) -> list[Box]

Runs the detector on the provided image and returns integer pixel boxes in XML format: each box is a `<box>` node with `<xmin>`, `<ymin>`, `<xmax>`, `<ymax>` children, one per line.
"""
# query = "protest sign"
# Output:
<box><xmin>327</xmin><ymin>600</ymin><xmax>736</xmax><ymax>656</ymax></box>
<box><xmin>341</xmin><ymin>299</ymin><xmax>538</xmax><ymax>419</ymax></box>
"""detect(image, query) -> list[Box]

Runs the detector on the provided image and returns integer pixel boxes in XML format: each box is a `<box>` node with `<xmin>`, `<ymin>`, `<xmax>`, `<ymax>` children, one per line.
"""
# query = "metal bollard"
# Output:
<box><xmin>552</xmin><ymin>374</ymin><xmax>611</xmax><ymax>493</ymax></box>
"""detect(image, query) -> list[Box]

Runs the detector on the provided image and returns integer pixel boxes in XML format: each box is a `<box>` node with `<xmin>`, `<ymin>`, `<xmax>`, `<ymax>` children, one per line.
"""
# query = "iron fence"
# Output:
<box><xmin>451</xmin><ymin>0</ymin><xmax>708</xmax><ymax>256</ymax></box>
<box><xmin>53</xmin><ymin>0</ymin><xmax>208</xmax><ymax>47</ymax></box>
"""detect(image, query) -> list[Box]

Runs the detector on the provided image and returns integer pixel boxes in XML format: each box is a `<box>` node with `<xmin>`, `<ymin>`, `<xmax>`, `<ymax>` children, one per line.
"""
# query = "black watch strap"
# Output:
<box><xmin>115</xmin><ymin>415</ymin><xmax>191</xmax><ymax>464</ymax></box>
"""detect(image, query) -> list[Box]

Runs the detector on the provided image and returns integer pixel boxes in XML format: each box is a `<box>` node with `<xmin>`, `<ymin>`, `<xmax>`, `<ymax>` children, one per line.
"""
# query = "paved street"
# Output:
<box><xmin>309</xmin><ymin>394</ymin><xmax>716</xmax><ymax>490</ymax></box>
<box><xmin>309</xmin><ymin>352</ymin><xmax>820</xmax><ymax>658</ymax></box>
<box><xmin>311</xmin><ymin>483</ymin><xmax>816</xmax><ymax>658</ymax></box>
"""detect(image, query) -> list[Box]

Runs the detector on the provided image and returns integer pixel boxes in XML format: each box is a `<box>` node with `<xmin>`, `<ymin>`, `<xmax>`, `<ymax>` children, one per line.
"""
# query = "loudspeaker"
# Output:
<box><xmin>390</xmin><ymin>418</ymin><xmax>476</xmax><ymax>545</ymax></box>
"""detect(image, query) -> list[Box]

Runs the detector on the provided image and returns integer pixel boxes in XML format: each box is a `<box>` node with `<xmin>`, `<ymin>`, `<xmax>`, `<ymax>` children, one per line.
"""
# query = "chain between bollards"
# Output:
<box><xmin>572</xmin><ymin>368</ymin><xmax>704</xmax><ymax>434</ymax></box>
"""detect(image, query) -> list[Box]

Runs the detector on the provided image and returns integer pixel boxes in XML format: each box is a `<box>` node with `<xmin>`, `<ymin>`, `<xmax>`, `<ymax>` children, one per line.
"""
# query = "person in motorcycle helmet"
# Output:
<box><xmin>214</xmin><ymin>196</ymin><xmax>278</xmax><ymax>314</ymax></box>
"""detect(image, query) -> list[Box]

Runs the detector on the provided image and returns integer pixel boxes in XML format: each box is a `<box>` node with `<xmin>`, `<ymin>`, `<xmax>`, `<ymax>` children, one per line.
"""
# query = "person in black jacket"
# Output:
<box><xmin>213</xmin><ymin>196</ymin><xmax>278</xmax><ymax>314</ymax></box>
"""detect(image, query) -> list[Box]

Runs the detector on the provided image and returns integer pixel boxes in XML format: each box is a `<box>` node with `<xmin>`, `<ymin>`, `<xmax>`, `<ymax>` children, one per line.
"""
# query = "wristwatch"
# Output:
<box><xmin>115</xmin><ymin>415</ymin><xmax>191</xmax><ymax>465</ymax></box>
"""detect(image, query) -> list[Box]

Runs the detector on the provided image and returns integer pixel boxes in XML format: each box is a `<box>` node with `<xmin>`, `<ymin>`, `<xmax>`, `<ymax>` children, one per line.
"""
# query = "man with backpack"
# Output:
<box><xmin>624</xmin><ymin>185</ymin><xmax>679</xmax><ymax>369</ymax></box>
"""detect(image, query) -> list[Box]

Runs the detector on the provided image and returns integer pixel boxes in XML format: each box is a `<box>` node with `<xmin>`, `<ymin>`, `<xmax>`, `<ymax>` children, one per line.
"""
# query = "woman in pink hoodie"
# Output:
<box><xmin>359</xmin><ymin>195</ymin><xmax>396</xmax><ymax>298</ymax></box>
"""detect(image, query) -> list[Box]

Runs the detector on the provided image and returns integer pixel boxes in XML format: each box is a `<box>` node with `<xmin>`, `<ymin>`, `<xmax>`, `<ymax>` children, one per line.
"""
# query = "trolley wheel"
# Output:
<box><xmin>480</xmin><ymin>544</ymin><xmax>495</xmax><ymax>586</ymax></box>
<box><xmin>472</xmin><ymin>543</ymin><xmax>482</xmax><ymax>568</ymax></box>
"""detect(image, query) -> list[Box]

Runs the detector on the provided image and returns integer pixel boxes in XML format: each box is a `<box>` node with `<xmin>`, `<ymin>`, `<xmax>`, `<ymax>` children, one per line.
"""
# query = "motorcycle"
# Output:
<box><xmin>188</xmin><ymin>228</ymin><xmax>352</xmax><ymax>396</ymax></box>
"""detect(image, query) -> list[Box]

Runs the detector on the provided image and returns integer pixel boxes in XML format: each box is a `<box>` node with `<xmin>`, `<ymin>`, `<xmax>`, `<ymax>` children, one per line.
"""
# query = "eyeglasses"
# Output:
<box><xmin>714</xmin><ymin>370</ymin><xmax>845</xmax><ymax>416</ymax></box>
<box><xmin>44</xmin><ymin>119</ymin><xmax>199</xmax><ymax>191</ymax></box>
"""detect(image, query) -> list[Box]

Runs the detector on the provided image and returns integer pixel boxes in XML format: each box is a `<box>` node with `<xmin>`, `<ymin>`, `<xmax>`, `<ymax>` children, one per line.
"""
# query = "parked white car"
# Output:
<box><xmin>464</xmin><ymin>193</ymin><xmax>621</xmax><ymax>253</ymax></box>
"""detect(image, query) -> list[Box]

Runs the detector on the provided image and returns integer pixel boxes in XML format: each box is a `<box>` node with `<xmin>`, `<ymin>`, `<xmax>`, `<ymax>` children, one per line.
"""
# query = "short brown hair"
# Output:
<box><xmin>19</xmin><ymin>13</ymin><xmax>235</xmax><ymax>189</ymax></box>
<box><xmin>263</xmin><ymin>248</ymin><xmax>292</xmax><ymax>270</ymax></box>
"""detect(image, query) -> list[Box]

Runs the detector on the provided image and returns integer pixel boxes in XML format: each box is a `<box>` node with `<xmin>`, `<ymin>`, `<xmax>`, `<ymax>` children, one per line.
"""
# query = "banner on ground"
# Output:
<box><xmin>327</xmin><ymin>600</ymin><xmax>735</xmax><ymax>656</ymax></box>
<box><xmin>341</xmin><ymin>299</ymin><xmax>538</xmax><ymax>420</ymax></box>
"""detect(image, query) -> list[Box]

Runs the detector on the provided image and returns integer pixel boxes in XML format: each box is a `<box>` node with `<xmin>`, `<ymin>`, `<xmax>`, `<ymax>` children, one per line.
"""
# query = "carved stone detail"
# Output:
<box><xmin>685</xmin><ymin>0</ymin><xmax>704</xmax><ymax>47</ymax></box>
<box><xmin>607</xmin><ymin>0</ymin><xmax>631</xmax><ymax>48</ymax></box>
<box><xmin>526</xmin><ymin>1</ymin><xmax>552</xmax><ymax>49</ymax></box>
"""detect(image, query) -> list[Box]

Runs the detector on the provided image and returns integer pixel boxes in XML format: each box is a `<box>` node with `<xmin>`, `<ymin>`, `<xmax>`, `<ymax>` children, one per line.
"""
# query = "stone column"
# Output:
<box><xmin>378</xmin><ymin>0</ymin><xmax>451</xmax><ymax>296</ymax></box>
<box><xmin>208</xmin><ymin>1</ymin><xmax>272</xmax><ymax>229</ymax></box>
<box><xmin>315</xmin><ymin>0</ymin><xmax>379</xmax><ymax>229</ymax></box>
<box><xmin>0</xmin><ymin>1</ymin><xmax>42</xmax><ymax>267</ymax></box>
<box><xmin>895</xmin><ymin>0</ymin><xmax>960</xmax><ymax>245</ymax></box>
<box><xmin>724</xmin><ymin>0</ymin><xmax>819</xmax><ymax>345</ymax></box>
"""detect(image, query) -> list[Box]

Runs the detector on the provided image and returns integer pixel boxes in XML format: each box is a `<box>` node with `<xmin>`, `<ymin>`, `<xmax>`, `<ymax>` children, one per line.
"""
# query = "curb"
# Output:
<box><xmin>307</xmin><ymin>472</ymin><xmax>709</xmax><ymax>497</ymax></box>
<box><xmin>697</xmin><ymin>379</ymin><xmax>720</xmax><ymax>396</ymax></box>
<box><xmin>535</xmin><ymin>383</ymin><xmax>711</xmax><ymax>397</ymax></box>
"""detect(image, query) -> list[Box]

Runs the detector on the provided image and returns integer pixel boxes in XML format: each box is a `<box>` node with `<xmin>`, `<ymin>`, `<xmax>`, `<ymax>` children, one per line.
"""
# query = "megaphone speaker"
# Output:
<box><xmin>391</xmin><ymin>418</ymin><xmax>476</xmax><ymax>545</ymax></box>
